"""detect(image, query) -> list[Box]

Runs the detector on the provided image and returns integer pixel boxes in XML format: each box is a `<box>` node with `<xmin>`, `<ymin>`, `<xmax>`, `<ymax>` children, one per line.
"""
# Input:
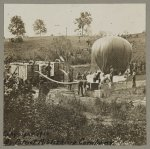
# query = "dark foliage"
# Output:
<box><xmin>8</xmin><ymin>16</ymin><xmax>26</xmax><ymax>37</ymax></box>
<box><xmin>4</xmin><ymin>75</ymin><xmax>146</xmax><ymax>145</ymax></box>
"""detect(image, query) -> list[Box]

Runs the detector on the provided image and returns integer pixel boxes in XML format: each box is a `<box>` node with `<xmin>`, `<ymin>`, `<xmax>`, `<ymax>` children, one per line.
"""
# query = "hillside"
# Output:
<box><xmin>4</xmin><ymin>32</ymin><xmax>146</xmax><ymax>64</ymax></box>
<box><xmin>126</xmin><ymin>32</ymin><xmax>146</xmax><ymax>62</ymax></box>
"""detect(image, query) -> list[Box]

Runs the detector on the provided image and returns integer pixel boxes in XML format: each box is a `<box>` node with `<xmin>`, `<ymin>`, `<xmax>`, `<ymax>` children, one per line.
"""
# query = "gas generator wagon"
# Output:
<box><xmin>9</xmin><ymin>61</ymin><xmax>65</xmax><ymax>85</ymax></box>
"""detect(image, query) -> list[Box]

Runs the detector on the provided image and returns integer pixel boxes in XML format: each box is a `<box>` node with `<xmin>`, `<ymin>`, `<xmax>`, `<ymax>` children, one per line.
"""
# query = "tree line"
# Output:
<box><xmin>8</xmin><ymin>11</ymin><xmax>93</xmax><ymax>42</ymax></box>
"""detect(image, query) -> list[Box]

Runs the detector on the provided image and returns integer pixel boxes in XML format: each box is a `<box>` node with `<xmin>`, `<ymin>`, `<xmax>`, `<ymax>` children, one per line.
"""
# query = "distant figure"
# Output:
<box><xmin>132</xmin><ymin>70</ymin><xmax>136</xmax><ymax>88</ymax></box>
<box><xmin>101</xmin><ymin>74</ymin><xmax>111</xmax><ymax>84</ymax></box>
<box><xmin>133</xmin><ymin>62</ymin><xmax>137</xmax><ymax>72</ymax></box>
<box><xmin>93</xmin><ymin>71</ymin><xmax>97</xmax><ymax>82</ymax></box>
<box><xmin>76</xmin><ymin>72</ymin><xmax>84</xmax><ymax>96</ymax></box>
<box><xmin>124</xmin><ymin>69</ymin><xmax>130</xmax><ymax>78</ymax></box>
<box><xmin>93</xmin><ymin>71</ymin><xmax>101</xmax><ymax>83</ymax></box>
<box><xmin>24</xmin><ymin>79</ymin><xmax>32</xmax><ymax>94</ymax></box>
<box><xmin>109</xmin><ymin>65</ymin><xmax>114</xmax><ymax>83</ymax></box>
<box><xmin>129</xmin><ymin>62</ymin><xmax>133</xmax><ymax>75</ymax></box>
<box><xmin>68</xmin><ymin>67</ymin><xmax>74</xmax><ymax>90</ymax></box>
<box><xmin>30</xmin><ymin>61</ymin><xmax>36</xmax><ymax>85</ymax></box>
<box><xmin>45</xmin><ymin>61</ymin><xmax>52</xmax><ymax>78</ymax></box>
<box><xmin>100</xmin><ymin>73</ymin><xmax>105</xmax><ymax>84</ymax></box>
<box><xmin>82</xmin><ymin>72</ymin><xmax>87</xmax><ymax>95</ymax></box>
<box><xmin>86</xmin><ymin>39</ymin><xmax>91</xmax><ymax>46</ymax></box>
<box><xmin>18</xmin><ymin>78</ymin><xmax>24</xmax><ymax>91</ymax></box>
<box><xmin>38</xmin><ymin>76</ymin><xmax>50</xmax><ymax>101</ymax></box>
<box><xmin>96</xmin><ymin>71</ymin><xmax>101</xmax><ymax>83</ymax></box>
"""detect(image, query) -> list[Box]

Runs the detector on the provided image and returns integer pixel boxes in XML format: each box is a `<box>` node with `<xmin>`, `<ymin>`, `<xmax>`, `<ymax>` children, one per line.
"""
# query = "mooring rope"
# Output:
<box><xmin>59</xmin><ymin>69</ymin><xmax>68</xmax><ymax>76</ymax></box>
<box><xmin>35</xmin><ymin>71</ymin><xmax>79</xmax><ymax>85</ymax></box>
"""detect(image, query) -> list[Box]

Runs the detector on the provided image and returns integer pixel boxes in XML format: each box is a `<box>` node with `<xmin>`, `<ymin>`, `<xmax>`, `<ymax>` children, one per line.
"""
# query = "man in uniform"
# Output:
<box><xmin>82</xmin><ymin>72</ymin><xmax>88</xmax><ymax>95</ymax></box>
<box><xmin>45</xmin><ymin>61</ymin><xmax>52</xmax><ymax>78</ymax></box>
<box><xmin>109</xmin><ymin>65</ymin><xmax>114</xmax><ymax>83</ymax></box>
<box><xmin>129</xmin><ymin>62</ymin><xmax>133</xmax><ymax>75</ymax></box>
<box><xmin>68</xmin><ymin>67</ymin><xmax>74</xmax><ymax>90</ymax></box>
<box><xmin>132</xmin><ymin>69</ymin><xmax>136</xmax><ymax>88</ymax></box>
<box><xmin>76</xmin><ymin>72</ymin><xmax>84</xmax><ymax>97</ymax></box>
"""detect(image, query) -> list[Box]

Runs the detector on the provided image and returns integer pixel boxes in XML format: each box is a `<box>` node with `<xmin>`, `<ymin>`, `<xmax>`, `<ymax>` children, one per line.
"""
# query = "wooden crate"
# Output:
<box><xmin>87</xmin><ymin>82</ymin><xmax>99</xmax><ymax>91</ymax></box>
<box><xmin>10</xmin><ymin>63</ymin><xmax>39</xmax><ymax>81</ymax></box>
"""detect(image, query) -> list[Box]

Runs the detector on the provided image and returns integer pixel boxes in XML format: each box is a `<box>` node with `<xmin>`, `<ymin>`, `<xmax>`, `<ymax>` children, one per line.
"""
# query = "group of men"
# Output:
<box><xmin>129</xmin><ymin>61</ymin><xmax>145</xmax><ymax>75</ymax></box>
<box><xmin>68</xmin><ymin>65</ymin><xmax>114</xmax><ymax>97</ymax></box>
<box><xmin>4</xmin><ymin>59</ymin><xmax>138</xmax><ymax>99</ymax></box>
<box><xmin>69</xmin><ymin>64</ymin><xmax>138</xmax><ymax>97</ymax></box>
<box><xmin>76</xmin><ymin>72</ymin><xmax>87</xmax><ymax>96</ymax></box>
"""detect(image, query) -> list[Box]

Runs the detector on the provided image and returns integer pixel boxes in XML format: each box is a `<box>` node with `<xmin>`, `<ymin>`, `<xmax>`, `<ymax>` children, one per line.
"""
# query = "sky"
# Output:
<box><xmin>4</xmin><ymin>4</ymin><xmax>146</xmax><ymax>37</ymax></box>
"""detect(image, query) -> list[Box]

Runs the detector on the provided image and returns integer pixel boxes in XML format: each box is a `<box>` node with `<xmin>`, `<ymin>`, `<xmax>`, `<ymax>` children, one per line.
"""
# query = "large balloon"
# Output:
<box><xmin>91</xmin><ymin>36</ymin><xmax>132</xmax><ymax>74</ymax></box>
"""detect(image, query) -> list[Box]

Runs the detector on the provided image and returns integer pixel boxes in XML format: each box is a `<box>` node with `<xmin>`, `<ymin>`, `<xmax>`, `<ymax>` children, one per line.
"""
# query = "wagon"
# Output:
<box><xmin>9</xmin><ymin>61</ymin><xmax>65</xmax><ymax>83</ymax></box>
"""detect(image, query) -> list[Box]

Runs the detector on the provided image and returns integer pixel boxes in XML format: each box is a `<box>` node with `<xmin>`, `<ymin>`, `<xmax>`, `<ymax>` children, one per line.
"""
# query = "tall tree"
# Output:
<box><xmin>74</xmin><ymin>12</ymin><xmax>92</xmax><ymax>36</ymax></box>
<box><xmin>33</xmin><ymin>19</ymin><xmax>47</xmax><ymax>36</ymax></box>
<box><xmin>8</xmin><ymin>16</ymin><xmax>26</xmax><ymax>37</ymax></box>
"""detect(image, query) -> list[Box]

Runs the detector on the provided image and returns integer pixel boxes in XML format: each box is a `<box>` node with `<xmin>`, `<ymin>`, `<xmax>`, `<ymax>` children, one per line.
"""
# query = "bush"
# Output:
<box><xmin>15</xmin><ymin>36</ymin><xmax>23</xmax><ymax>42</ymax></box>
<box><xmin>4</xmin><ymin>76</ymin><xmax>146</xmax><ymax>145</ymax></box>
<box><xmin>9</xmin><ymin>36</ymin><xmax>23</xmax><ymax>43</ymax></box>
<box><xmin>9</xmin><ymin>38</ymin><xmax>15</xmax><ymax>42</ymax></box>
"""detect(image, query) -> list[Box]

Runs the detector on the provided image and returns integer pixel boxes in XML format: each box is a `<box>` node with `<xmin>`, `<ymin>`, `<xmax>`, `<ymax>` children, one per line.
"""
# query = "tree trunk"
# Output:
<box><xmin>81</xmin><ymin>26</ymin><xmax>84</xmax><ymax>36</ymax></box>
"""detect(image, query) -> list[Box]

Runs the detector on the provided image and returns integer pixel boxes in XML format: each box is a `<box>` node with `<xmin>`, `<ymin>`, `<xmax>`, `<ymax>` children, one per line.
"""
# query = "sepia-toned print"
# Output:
<box><xmin>4</xmin><ymin>4</ymin><xmax>146</xmax><ymax>145</ymax></box>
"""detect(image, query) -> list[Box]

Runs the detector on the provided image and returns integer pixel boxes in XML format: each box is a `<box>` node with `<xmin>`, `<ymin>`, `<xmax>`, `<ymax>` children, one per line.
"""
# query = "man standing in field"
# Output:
<box><xmin>82</xmin><ymin>72</ymin><xmax>88</xmax><ymax>95</ymax></box>
<box><xmin>38</xmin><ymin>76</ymin><xmax>50</xmax><ymax>101</ymax></box>
<box><xmin>109</xmin><ymin>66</ymin><xmax>114</xmax><ymax>83</ymax></box>
<box><xmin>129</xmin><ymin>62</ymin><xmax>133</xmax><ymax>75</ymax></box>
<box><xmin>76</xmin><ymin>72</ymin><xmax>84</xmax><ymax>97</ymax></box>
<box><xmin>45</xmin><ymin>61</ymin><xmax>52</xmax><ymax>78</ymax></box>
<box><xmin>132</xmin><ymin>69</ymin><xmax>136</xmax><ymax>88</ymax></box>
<box><xmin>68</xmin><ymin>67</ymin><xmax>74</xmax><ymax>90</ymax></box>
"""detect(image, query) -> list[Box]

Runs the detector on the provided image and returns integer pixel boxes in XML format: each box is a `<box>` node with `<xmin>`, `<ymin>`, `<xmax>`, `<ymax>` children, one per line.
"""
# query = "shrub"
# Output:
<box><xmin>4</xmin><ymin>76</ymin><xmax>146</xmax><ymax>145</ymax></box>
<box><xmin>15</xmin><ymin>36</ymin><xmax>23</xmax><ymax>42</ymax></box>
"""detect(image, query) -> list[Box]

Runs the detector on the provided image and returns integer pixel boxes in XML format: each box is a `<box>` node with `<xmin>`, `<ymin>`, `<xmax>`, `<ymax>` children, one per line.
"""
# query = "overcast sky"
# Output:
<box><xmin>4</xmin><ymin>4</ymin><xmax>146</xmax><ymax>37</ymax></box>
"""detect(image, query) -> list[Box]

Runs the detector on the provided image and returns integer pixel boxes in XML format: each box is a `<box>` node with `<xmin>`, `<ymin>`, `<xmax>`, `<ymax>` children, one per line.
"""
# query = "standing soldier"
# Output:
<box><xmin>45</xmin><ymin>61</ymin><xmax>52</xmax><ymax>88</ymax></box>
<box><xmin>45</xmin><ymin>61</ymin><xmax>52</xmax><ymax>78</ymax></box>
<box><xmin>129</xmin><ymin>62</ymin><xmax>133</xmax><ymax>75</ymax></box>
<box><xmin>93</xmin><ymin>71</ymin><xmax>97</xmax><ymax>82</ymax></box>
<box><xmin>68</xmin><ymin>67</ymin><xmax>74</xmax><ymax>90</ymax></box>
<box><xmin>96</xmin><ymin>71</ymin><xmax>101</xmax><ymax>83</ymax></box>
<box><xmin>109</xmin><ymin>65</ymin><xmax>114</xmax><ymax>83</ymax></box>
<box><xmin>76</xmin><ymin>72</ymin><xmax>84</xmax><ymax>97</ymax></box>
<box><xmin>133</xmin><ymin>62</ymin><xmax>137</xmax><ymax>73</ymax></box>
<box><xmin>82</xmin><ymin>72</ymin><xmax>88</xmax><ymax>95</ymax></box>
<box><xmin>38</xmin><ymin>76</ymin><xmax>50</xmax><ymax>101</ymax></box>
<box><xmin>30</xmin><ymin>60</ymin><xmax>36</xmax><ymax>86</ymax></box>
<box><xmin>132</xmin><ymin>69</ymin><xmax>136</xmax><ymax>88</ymax></box>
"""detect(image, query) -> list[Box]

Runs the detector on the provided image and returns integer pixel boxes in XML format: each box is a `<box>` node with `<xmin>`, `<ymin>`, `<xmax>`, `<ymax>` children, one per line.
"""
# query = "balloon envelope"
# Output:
<box><xmin>91</xmin><ymin>36</ymin><xmax>132</xmax><ymax>74</ymax></box>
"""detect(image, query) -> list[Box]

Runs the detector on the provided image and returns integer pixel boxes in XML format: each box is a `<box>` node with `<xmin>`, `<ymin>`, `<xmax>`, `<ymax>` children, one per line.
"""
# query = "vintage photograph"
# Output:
<box><xmin>4</xmin><ymin>4</ymin><xmax>146</xmax><ymax>145</ymax></box>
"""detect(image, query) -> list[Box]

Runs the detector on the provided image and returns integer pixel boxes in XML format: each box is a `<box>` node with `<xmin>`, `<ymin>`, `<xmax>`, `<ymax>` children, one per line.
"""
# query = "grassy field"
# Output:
<box><xmin>4</xmin><ymin>84</ymin><xmax>146</xmax><ymax>145</ymax></box>
<box><xmin>4</xmin><ymin>32</ymin><xmax>146</xmax><ymax>64</ymax></box>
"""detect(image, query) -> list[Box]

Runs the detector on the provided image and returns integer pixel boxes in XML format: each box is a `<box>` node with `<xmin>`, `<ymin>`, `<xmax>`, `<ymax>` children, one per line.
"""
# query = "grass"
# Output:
<box><xmin>4</xmin><ymin>32</ymin><xmax>146</xmax><ymax>145</ymax></box>
<box><xmin>4</xmin><ymin>32</ymin><xmax>146</xmax><ymax>64</ymax></box>
<box><xmin>4</xmin><ymin>87</ymin><xmax>146</xmax><ymax>145</ymax></box>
